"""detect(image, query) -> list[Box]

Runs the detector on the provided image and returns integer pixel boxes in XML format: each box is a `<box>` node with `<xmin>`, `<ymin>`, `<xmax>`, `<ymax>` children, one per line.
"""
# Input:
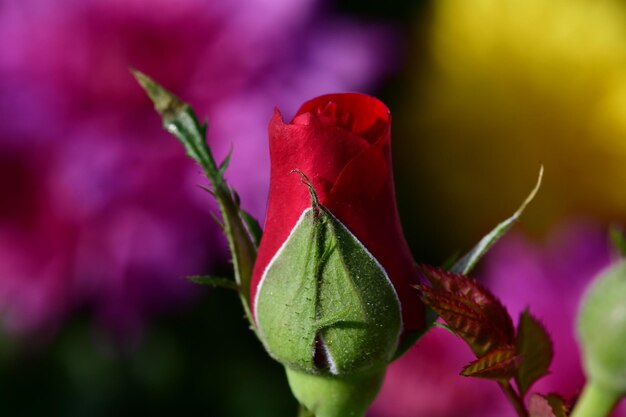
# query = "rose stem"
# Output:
<box><xmin>571</xmin><ymin>380</ymin><xmax>621</xmax><ymax>417</ymax></box>
<box><xmin>498</xmin><ymin>380</ymin><xmax>528</xmax><ymax>417</ymax></box>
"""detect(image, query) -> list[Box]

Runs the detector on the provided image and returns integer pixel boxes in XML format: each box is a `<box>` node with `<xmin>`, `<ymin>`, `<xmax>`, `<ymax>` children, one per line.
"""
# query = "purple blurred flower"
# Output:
<box><xmin>0</xmin><ymin>0</ymin><xmax>394</xmax><ymax>339</ymax></box>
<box><xmin>370</xmin><ymin>222</ymin><xmax>626</xmax><ymax>417</ymax></box>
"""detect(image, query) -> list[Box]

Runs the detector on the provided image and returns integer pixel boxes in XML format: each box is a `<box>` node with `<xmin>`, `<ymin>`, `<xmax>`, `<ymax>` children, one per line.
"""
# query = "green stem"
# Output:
<box><xmin>214</xmin><ymin>186</ymin><xmax>258</xmax><ymax>329</ymax></box>
<box><xmin>133</xmin><ymin>71</ymin><xmax>259</xmax><ymax>333</ymax></box>
<box><xmin>498</xmin><ymin>381</ymin><xmax>528</xmax><ymax>417</ymax></box>
<box><xmin>571</xmin><ymin>380</ymin><xmax>622</xmax><ymax>417</ymax></box>
<box><xmin>298</xmin><ymin>404</ymin><xmax>315</xmax><ymax>417</ymax></box>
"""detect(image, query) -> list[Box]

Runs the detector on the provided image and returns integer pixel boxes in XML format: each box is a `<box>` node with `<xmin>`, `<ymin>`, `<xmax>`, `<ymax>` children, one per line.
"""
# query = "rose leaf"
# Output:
<box><xmin>461</xmin><ymin>346</ymin><xmax>521</xmax><ymax>380</ymax></box>
<box><xmin>515</xmin><ymin>309</ymin><xmax>554</xmax><ymax>397</ymax></box>
<box><xmin>451</xmin><ymin>166</ymin><xmax>543</xmax><ymax>275</ymax></box>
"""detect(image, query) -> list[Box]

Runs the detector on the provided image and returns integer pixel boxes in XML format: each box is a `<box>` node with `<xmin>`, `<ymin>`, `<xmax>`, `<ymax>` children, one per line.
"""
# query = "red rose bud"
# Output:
<box><xmin>250</xmin><ymin>93</ymin><xmax>424</xmax><ymax>416</ymax></box>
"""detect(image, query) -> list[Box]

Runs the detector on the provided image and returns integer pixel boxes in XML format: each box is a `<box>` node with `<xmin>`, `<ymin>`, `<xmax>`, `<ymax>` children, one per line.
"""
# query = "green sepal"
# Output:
<box><xmin>286</xmin><ymin>366</ymin><xmax>386</xmax><ymax>417</ymax></box>
<box><xmin>256</xmin><ymin>206</ymin><xmax>402</xmax><ymax>375</ymax></box>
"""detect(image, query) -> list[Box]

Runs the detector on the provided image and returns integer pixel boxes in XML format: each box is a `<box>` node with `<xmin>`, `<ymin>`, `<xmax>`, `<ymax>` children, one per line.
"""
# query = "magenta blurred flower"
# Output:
<box><xmin>0</xmin><ymin>0</ymin><xmax>394</xmax><ymax>338</ymax></box>
<box><xmin>370</xmin><ymin>222</ymin><xmax>626</xmax><ymax>417</ymax></box>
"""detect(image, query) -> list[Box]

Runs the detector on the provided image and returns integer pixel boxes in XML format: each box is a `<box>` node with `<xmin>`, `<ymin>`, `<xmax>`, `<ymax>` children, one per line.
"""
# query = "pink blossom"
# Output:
<box><xmin>0</xmin><ymin>0</ymin><xmax>394</xmax><ymax>338</ymax></box>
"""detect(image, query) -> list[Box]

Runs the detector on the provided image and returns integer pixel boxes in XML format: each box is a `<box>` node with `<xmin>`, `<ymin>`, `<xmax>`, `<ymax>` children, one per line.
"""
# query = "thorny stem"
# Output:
<box><xmin>133</xmin><ymin>70</ymin><xmax>259</xmax><ymax>333</ymax></box>
<box><xmin>498</xmin><ymin>380</ymin><xmax>528</xmax><ymax>417</ymax></box>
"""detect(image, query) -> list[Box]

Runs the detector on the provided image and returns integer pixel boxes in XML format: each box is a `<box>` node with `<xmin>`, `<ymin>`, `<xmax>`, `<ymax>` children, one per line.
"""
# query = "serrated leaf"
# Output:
<box><xmin>419</xmin><ymin>265</ymin><xmax>515</xmax><ymax>354</ymax></box>
<box><xmin>515</xmin><ymin>309</ymin><xmax>554</xmax><ymax>397</ymax></box>
<box><xmin>256</xmin><ymin>206</ymin><xmax>402</xmax><ymax>374</ymax></box>
<box><xmin>186</xmin><ymin>275</ymin><xmax>239</xmax><ymax>290</ymax></box>
<box><xmin>461</xmin><ymin>346</ymin><xmax>521</xmax><ymax>380</ymax></box>
<box><xmin>417</xmin><ymin>284</ymin><xmax>512</xmax><ymax>356</ymax></box>
<box><xmin>609</xmin><ymin>224</ymin><xmax>626</xmax><ymax>258</ymax></box>
<box><xmin>529</xmin><ymin>393</ymin><xmax>569</xmax><ymax>417</ymax></box>
<box><xmin>451</xmin><ymin>166</ymin><xmax>543</xmax><ymax>275</ymax></box>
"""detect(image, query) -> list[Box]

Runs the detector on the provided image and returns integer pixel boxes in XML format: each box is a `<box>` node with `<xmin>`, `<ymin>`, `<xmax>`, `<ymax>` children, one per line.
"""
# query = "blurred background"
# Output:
<box><xmin>1</xmin><ymin>0</ymin><xmax>626</xmax><ymax>415</ymax></box>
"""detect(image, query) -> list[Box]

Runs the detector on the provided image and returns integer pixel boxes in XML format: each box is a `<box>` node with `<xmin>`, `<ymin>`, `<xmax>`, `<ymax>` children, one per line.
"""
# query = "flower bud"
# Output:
<box><xmin>250</xmin><ymin>93</ymin><xmax>425</xmax><ymax>416</ymax></box>
<box><xmin>255</xmin><ymin>203</ymin><xmax>402</xmax><ymax>375</ymax></box>
<box><xmin>577</xmin><ymin>260</ymin><xmax>626</xmax><ymax>393</ymax></box>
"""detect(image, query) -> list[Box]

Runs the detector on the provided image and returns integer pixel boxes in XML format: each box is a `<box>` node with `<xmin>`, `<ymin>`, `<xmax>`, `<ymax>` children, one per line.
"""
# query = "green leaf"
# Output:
<box><xmin>609</xmin><ymin>224</ymin><xmax>626</xmax><ymax>258</ymax></box>
<box><xmin>461</xmin><ymin>346</ymin><xmax>521</xmax><ymax>380</ymax></box>
<box><xmin>515</xmin><ymin>309</ymin><xmax>553</xmax><ymax>397</ymax></box>
<box><xmin>255</xmin><ymin>206</ymin><xmax>402</xmax><ymax>375</ymax></box>
<box><xmin>451</xmin><ymin>166</ymin><xmax>543</xmax><ymax>275</ymax></box>
<box><xmin>185</xmin><ymin>275</ymin><xmax>239</xmax><ymax>290</ymax></box>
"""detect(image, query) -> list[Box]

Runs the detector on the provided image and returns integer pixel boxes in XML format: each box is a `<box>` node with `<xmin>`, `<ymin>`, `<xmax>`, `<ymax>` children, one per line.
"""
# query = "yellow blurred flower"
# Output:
<box><xmin>399</xmin><ymin>0</ymin><xmax>626</xmax><ymax>249</ymax></box>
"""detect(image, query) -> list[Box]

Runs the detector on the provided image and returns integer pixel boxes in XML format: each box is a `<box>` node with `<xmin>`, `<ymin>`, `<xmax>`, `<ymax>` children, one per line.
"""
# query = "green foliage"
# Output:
<box><xmin>451</xmin><ymin>166</ymin><xmax>543</xmax><ymax>275</ymax></box>
<box><xmin>418</xmin><ymin>266</ymin><xmax>514</xmax><ymax>356</ymax></box>
<box><xmin>460</xmin><ymin>346</ymin><xmax>521</xmax><ymax>379</ymax></box>
<box><xmin>133</xmin><ymin>70</ymin><xmax>259</xmax><ymax>329</ymax></box>
<box><xmin>516</xmin><ymin>310</ymin><xmax>553</xmax><ymax>396</ymax></box>
<box><xmin>418</xmin><ymin>264</ymin><xmax>561</xmax><ymax>417</ymax></box>
<box><xmin>256</xmin><ymin>205</ymin><xmax>402</xmax><ymax>375</ymax></box>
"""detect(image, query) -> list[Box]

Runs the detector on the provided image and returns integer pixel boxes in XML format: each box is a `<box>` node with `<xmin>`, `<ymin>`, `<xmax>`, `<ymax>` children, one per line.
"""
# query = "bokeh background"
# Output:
<box><xmin>1</xmin><ymin>0</ymin><xmax>626</xmax><ymax>415</ymax></box>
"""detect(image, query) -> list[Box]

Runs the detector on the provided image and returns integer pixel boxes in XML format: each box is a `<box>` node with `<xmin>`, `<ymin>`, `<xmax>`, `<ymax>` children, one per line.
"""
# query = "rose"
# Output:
<box><xmin>251</xmin><ymin>92</ymin><xmax>424</xmax><ymax>336</ymax></box>
<box><xmin>250</xmin><ymin>93</ymin><xmax>425</xmax><ymax>417</ymax></box>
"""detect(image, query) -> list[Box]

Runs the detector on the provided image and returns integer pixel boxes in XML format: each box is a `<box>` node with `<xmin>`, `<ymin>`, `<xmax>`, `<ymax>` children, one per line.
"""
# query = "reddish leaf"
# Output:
<box><xmin>417</xmin><ymin>285</ymin><xmax>507</xmax><ymax>356</ymax></box>
<box><xmin>461</xmin><ymin>346</ymin><xmax>522</xmax><ymax>380</ymax></box>
<box><xmin>417</xmin><ymin>265</ymin><xmax>515</xmax><ymax>356</ymax></box>
<box><xmin>420</xmin><ymin>265</ymin><xmax>515</xmax><ymax>342</ymax></box>
<box><xmin>529</xmin><ymin>393</ymin><xmax>568</xmax><ymax>417</ymax></box>
<box><xmin>515</xmin><ymin>310</ymin><xmax>554</xmax><ymax>396</ymax></box>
